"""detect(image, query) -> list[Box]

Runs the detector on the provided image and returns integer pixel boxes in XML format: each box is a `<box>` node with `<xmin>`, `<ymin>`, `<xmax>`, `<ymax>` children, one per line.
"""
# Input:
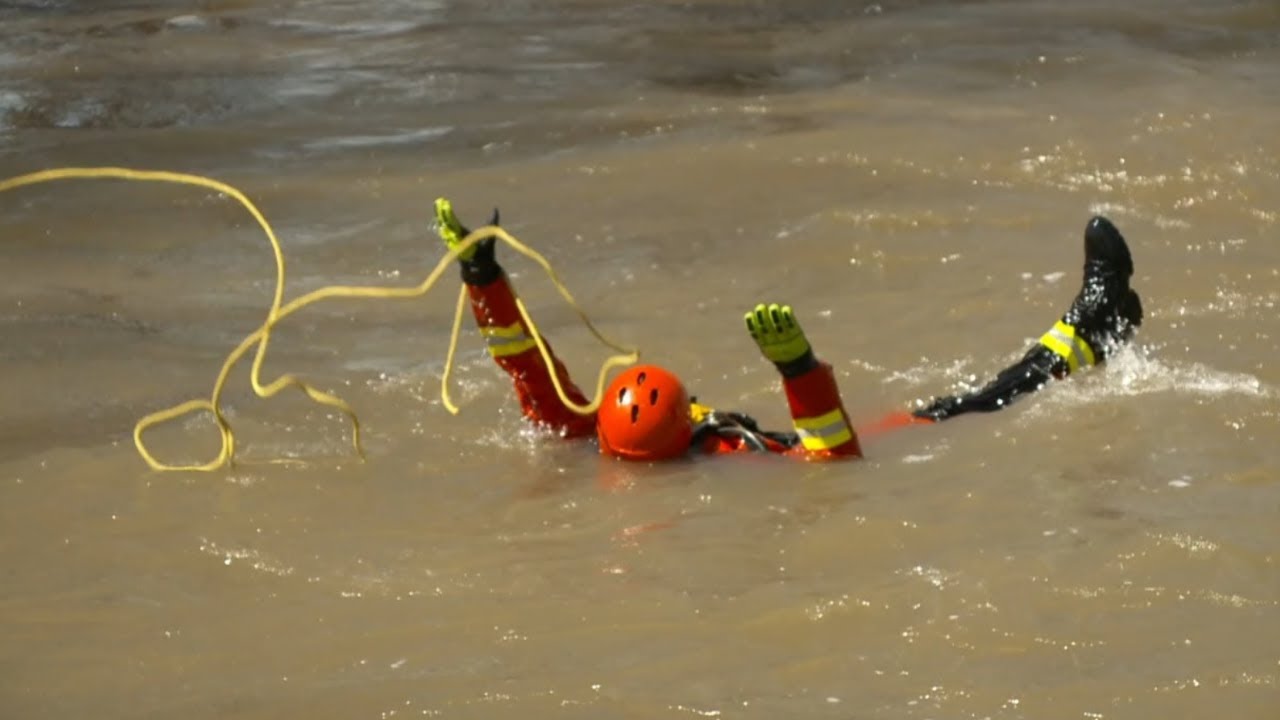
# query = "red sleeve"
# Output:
<box><xmin>780</xmin><ymin>361</ymin><xmax>862</xmax><ymax>459</ymax></box>
<box><xmin>465</xmin><ymin>275</ymin><xmax>597</xmax><ymax>438</ymax></box>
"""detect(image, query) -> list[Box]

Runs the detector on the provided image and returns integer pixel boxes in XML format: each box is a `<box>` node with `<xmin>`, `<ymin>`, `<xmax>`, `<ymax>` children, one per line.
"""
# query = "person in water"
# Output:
<box><xmin>433</xmin><ymin>199</ymin><xmax>1142</xmax><ymax>461</ymax></box>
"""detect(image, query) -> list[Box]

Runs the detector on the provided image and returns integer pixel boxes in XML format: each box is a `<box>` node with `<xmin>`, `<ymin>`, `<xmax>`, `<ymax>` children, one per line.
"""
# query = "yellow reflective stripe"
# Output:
<box><xmin>794</xmin><ymin>408</ymin><xmax>854</xmax><ymax>451</ymax></box>
<box><xmin>488</xmin><ymin>338</ymin><xmax>537</xmax><ymax>357</ymax></box>
<box><xmin>1075</xmin><ymin>333</ymin><xmax>1096</xmax><ymax>367</ymax></box>
<box><xmin>481</xmin><ymin>322</ymin><xmax>537</xmax><ymax>358</ymax></box>
<box><xmin>480</xmin><ymin>323</ymin><xmax>527</xmax><ymax>339</ymax></box>
<box><xmin>793</xmin><ymin>407</ymin><xmax>846</xmax><ymax>432</ymax></box>
<box><xmin>1039</xmin><ymin>320</ymin><xmax>1096</xmax><ymax>372</ymax></box>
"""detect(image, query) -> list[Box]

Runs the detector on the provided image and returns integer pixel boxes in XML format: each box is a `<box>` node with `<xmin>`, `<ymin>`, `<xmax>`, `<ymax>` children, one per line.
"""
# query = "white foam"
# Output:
<box><xmin>0</xmin><ymin>90</ymin><xmax>25</xmax><ymax>129</ymax></box>
<box><xmin>901</xmin><ymin>453</ymin><xmax>935</xmax><ymax>464</ymax></box>
<box><xmin>166</xmin><ymin>15</ymin><xmax>209</xmax><ymax>30</ymax></box>
<box><xmin>302</xmin><ymin>126</ymin><xmax>452</xmax><ymax>152</ymax></box>
<box><xmin>1021</xmin><ymin>344</ymin><xmax>1271</xmax><ymax>420</ymax></box>
<box><xmin>273</xmin><ymin>18</ymin><xmax>422</xmax><ymax>36</ymax></box>
<box><xmin>1104</xmin><ymin>346</ymin><xmax>1269</xmax><ymax>398</ymax></box>
<box><xmin>269</xmin><ymin>0</ymin><xmax>445</xmax><ymax>38</ymax></box>
<box><xmin>1087</xmin><ymin>200</ymin><xmax>1189</xmax><ymax>230</ymax></box>
<box><xmin>1169</xmin><ymin>288</ymin><xmax>1278</xmax><ymax>320</ymax></box>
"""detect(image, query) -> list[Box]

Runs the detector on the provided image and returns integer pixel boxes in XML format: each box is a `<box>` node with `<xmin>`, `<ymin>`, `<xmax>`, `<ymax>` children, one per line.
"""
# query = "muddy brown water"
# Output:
<box><xmin>2</xmin><ymin>1</ymin><xmax>1278</xmax><ymax>718</ymax></box>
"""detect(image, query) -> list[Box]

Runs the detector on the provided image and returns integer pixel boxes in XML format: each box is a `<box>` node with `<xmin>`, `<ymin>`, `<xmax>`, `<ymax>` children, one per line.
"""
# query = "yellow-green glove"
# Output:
<box><xmin>434</xmin><ymin>197</ymin><xmax>475</xmax><ymax>260</ymax></box>
<box><xmin>744</xmin><ymin>303</ymin><xmax>812</xmax><ymax>365</ymax></box>
<box><xmin>434</xmin><ymin>197</ymin><xmax>501</xmax><ymax>285</ymax></box>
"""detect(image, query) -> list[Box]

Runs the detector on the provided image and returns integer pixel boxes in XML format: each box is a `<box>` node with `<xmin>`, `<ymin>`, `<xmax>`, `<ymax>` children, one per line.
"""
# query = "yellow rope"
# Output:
<box><xmin>440</xmin><ymin>283</ymin><xmax>470</xmax><ymax>415</ymax></box>
<box><xmin>0</xmin><ymin>167</ymin><xmax>638</xmax><ymax>472</ymax></box>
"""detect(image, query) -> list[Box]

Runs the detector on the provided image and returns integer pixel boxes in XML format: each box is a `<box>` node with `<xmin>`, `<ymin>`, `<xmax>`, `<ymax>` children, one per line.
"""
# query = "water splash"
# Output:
<box><xmin>198</xmin><ymin>537</ymin><xmax>295</xmax><ymax>577</ymax></box>
<box><xmin>1021</xmin><ymin>344</ymin><xmax>1271</xmax><ymax>421</ymax></box>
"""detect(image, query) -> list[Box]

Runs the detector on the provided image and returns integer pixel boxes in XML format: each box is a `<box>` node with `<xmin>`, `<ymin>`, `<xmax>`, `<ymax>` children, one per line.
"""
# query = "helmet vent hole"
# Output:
<box><xmin>649</xmin><ymin>388</ymin><xmax>659</xmax><ymax>406</ymax></box>
<box><xmin>619</xmin><ymin>387</ymin><xmax>631</xmax><ymax>405</ymax></box>
<box><xmin>637</xmin><ymin>371</ymin><xmax>647</xmax><ymax>385</ymax></box>
<box><xmin>630</xmin><ymin>405</ymin><xmax>640</xmax><ymax>424</ymax></box>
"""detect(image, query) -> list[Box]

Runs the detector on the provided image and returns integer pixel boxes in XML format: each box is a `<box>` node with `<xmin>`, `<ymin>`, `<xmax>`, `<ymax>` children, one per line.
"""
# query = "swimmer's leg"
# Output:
<box><xmin>914</xmin><ymin>215</ymin><xmax>1142</xmax><ymax>421</ymax></box>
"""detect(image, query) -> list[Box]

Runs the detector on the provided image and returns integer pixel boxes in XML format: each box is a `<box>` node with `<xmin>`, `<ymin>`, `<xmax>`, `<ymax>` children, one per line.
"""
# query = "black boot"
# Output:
<box><xmin>1064</xmin><ymin>216</ymin><xmax>1143</xmax><ymax>361</ymax></box>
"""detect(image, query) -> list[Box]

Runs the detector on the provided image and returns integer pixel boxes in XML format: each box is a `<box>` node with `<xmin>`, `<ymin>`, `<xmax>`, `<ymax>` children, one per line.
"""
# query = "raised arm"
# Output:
<box><xmin>745</xmin><ymin>303</ymin><xmax>862</xmax><ymax>459</ymax></box>
<box><xmin>914</xmin><ymin>215</ymin><xmax>1143</xmax><ymax>421</ymax></box>
<box><xmin>435</xmin><ymin>199</ymin><xmax>596</xmax><ymax>438</ymax></box>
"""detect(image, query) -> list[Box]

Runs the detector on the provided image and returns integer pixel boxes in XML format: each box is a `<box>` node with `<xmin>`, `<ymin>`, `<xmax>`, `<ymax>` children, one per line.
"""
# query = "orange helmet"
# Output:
<box><xmin>597</xmin><ymin>365</ymin><xmax>693</xmax><ymax>461</ymax></box>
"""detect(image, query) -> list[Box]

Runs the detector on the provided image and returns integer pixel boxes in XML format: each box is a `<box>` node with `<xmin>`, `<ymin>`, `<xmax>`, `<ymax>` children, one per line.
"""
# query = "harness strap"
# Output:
<box><xmin>689</xmin><ymin>405</ymin><xmax>799</xmax><ymax>452</ymax></box>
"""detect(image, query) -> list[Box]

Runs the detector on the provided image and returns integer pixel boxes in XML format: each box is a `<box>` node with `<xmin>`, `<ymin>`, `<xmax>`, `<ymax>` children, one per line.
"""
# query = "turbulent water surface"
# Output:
<box><xmin>2</xmin><ymin>1</ymin><xmax>1278</xmax><ymax>718</ymax></box>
